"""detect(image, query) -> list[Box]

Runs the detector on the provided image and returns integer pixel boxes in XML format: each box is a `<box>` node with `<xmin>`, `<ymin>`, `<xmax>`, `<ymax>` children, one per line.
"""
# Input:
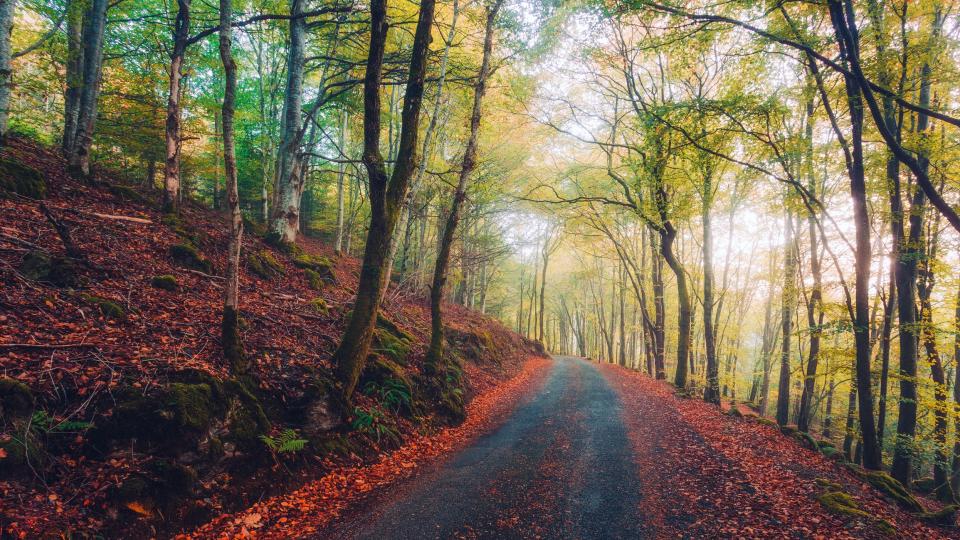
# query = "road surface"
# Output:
<box><xmin>325</xmin><ymin>356</ymin><xmax>647</xmax><ymax>539</ymax></box>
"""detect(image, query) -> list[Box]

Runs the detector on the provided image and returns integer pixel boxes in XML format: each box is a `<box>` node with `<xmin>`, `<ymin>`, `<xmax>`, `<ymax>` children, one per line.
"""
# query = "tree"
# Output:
<box><xmin>330</xmin><ymin>0</ymin><xmax>437</xmax><ymax>403</ymax></box>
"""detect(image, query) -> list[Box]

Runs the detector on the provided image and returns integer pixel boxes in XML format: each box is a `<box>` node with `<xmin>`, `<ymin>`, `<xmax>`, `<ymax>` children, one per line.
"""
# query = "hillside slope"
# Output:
<box><xmin>0</xmin><ymin>137</ymin><xmax>544</xmax><ymax>538</ymax></box>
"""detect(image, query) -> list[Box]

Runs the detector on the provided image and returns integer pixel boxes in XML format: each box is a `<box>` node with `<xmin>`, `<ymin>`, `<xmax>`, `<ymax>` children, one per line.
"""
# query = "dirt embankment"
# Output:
<box><xmin>0</xmin><ymin>137</ymin><xmax>546</xmax><ymax>539</ymax></box>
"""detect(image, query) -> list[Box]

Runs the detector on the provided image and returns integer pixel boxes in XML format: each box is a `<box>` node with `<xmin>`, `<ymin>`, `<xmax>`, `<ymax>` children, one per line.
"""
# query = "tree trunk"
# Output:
<box><xmin>828</xmin><ymin>0</ymin><xmax>881</xmax><ymax>470</ymax></box>
<box><xmin>702</xmin><ymin>187</ymin><xmax>719</xmax><ymax>404</ymax></box>
<box><xmin>67</xmin><ymin>0</ymin><xmax>108</xmax><ymax>179</ymax></box>
<box><xmin>660</xmin><ymin>223</ymin><xmax>690</xmax><ymax>388</ymax></box>
<box><xmin>163</xmin><ymin>0</ymin><xmax>191</xmax><ymax>214</ymax></box>
<box><xmin>424</xmin><ymin>0</ymin><xmax>500</xmax><ymax>373</ymax></box>
<box><xmin>334</xmin><ymin>109</ymin><xmax>348</xmax><ymax>254</ymax></box>
<box><xmin>331</xmin><ymin>0</ymin><xmax>436</xmax><ymax>402</ymax></box>
<box><xmin>219</xmin><ymin>0</ymin><xmax>244</xmax><ymax>374</ymax></box>
<box><xmin>0</xmin><ymin>0</ymin><xmax>15</xmax><ymax>144</ymax></box>
<box><xmin>269</xmin><ymin>0</ymin><xmax>307</xmax><ymax>244</ymax></box>
<box><xmin>651</xmin><ymin>232</ymin><xmax>666</xmax><ymax>378</ymax></box>
<box><xmin>775</xmin><ymin>213</ymin><xmax>797</xmax><ymax>426</ymax></box>
<box><xmin>62</xmin><ymin>0</ymin><xmax>84</xmax><ymax>153</ymax></box>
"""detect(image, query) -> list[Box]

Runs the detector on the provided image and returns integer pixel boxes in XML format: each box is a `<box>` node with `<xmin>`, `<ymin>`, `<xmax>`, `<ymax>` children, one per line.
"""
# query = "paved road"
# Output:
<box><xmin>325</xmin><ymin>356</ymin><xmax>646</xmax><ymax>539</ymax></box>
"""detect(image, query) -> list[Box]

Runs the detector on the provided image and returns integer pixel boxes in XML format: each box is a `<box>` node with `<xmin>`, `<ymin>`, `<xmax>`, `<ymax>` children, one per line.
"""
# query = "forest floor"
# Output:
<box><xmin>0</xmin><ymin>137</ymin><xmax>545</xmax><ymax>538</ymax></box>
<box><xmin>274</xmin><ymin>357</ymin><xmax>951</xmax><ymax>540</ymax></box>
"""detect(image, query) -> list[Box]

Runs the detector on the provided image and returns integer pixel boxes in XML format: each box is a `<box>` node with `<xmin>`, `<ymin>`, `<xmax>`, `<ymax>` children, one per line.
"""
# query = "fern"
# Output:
<box><xmin>351</xmin><ymin>405</ymin><xmax>400</xmax><ymax>445</ymax></box>
<box><xmin>260</xmin><ymin>429</ymin><xmax>308</xmax><ymax>454</ymax></box>
<box><xmin>30</xmin><ymin>410</ymin><xmax>91</xmax><ymax>434</ymax></box>
<box><xmin>362</xmin><ymin>378</ymin><xmax>412</xmax><ymax>413</ymax></box>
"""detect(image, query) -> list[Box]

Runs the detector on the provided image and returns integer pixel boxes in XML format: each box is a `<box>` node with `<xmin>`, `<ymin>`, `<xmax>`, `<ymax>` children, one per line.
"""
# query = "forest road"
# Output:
<box><xmin>323</xmin><ymin>356</ymin><xmax>647</xmax><ymax>539</ymax></box>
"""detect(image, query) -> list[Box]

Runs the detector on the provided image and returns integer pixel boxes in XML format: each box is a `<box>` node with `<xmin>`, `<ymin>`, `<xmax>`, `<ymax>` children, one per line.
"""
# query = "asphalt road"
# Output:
<box><xmin>325</xmin><ymin>356</ymin><xmax>647</xmax><ymax>539</ymax></box>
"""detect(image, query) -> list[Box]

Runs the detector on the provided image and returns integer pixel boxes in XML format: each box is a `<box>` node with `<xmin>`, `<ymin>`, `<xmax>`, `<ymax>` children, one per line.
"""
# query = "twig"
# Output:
<box><xmin>184</xmin><ymin>268</ymin><xmax>225</xmax><ymax>280</ymax></box>
<box><xmin>0</xmin><ymin>232</ymin><xmax>42</xmax><ymax>250</ymax></box>
<box><xmin>0</xmin><ymin>343</ymin><xmax>98</xmax><ymax>350</ymax></box>
<box><xmin>40</xmin><ymin>203</ymin><xmax>84</xmax><ymax>259</ymax></box>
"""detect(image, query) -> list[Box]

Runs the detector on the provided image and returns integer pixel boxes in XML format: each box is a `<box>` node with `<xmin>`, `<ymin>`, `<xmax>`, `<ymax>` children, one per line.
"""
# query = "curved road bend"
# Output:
<box><xmin>324</xmin><ymin>356</ymin><xmax>647</xmax><ymax>539</ymax></box>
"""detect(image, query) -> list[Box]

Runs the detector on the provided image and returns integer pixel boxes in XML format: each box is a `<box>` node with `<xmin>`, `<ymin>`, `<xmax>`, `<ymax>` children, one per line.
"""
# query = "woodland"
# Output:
<box><xmin>1</xmin><ymin>0</ymin><xmax>960</xmax><ymax>536</ymax></box>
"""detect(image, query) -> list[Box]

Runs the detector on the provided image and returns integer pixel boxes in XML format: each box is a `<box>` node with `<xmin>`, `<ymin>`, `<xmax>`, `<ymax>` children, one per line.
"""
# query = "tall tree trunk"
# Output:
<box><xmin>951</xmin><ymin>282</ymin><xmax>960</xmax><ymax>494</ymax></box>
<box><xmin>331</xmin><ymin>0</ymin><xmax>436</xmax><ymax>402</ymax></box>
<box><xmin>63</xmin><ymin>0</ymin><xmax>84</xmax><ymax>153</ymax></box>
<box><xmin>891</xmin><ymin>2</ymin><xmax>942</xmax><ymax>486</ymax></box>
<box><xmin>67</xmin><ymin>0</ymin><xmax>108</xmax><ymax>180</ymax></box>
<box><xmin>270</xmin><ymin>0</ymin><xmax>307</xmax><ymax>244</ymax></box>
<box><xmin>219</xmin><ymin>0</ymin><xmax>244</xmax><ymax>374</ymax></box>
<box><xmin>163</xmin><ymin>0</ymin><xmax>191</xmax><ymax>214</ymax></box>
<box><xmin>334</xmin><ymin>109</ymin><xmax>348</xmax><ymax>254</ymax></box>
<box><xmin>702</xmin><ymin>184</ymin><xmax>719</xmax><ymax>404</ymax></box>
<box><xmin>776</xmin><ymin>212</ymin><xmax>796</xmax><ymax>426</ymax></box>
<box><xmin>619</xmin><ymin>264</ymin><xmax>627</xmax><ymax>367</ymax></box>
<box><xmin>425</xmin><ymin>0</ymin><xmax>500</xmax><ymax>373</ymax></box>
<box><xmin>660</xmin><ymin>223</ymin><xmax>690</xmax><ymax>388</ymax></box>
<box><xmin>651</xmin><ymin>232</ymin><xmax>666</xmax><ymax>379</ymax></box>
<box><xmin>0</xmin><ymin>0</ymin><xmax>15</xmax><ymax>144</ymax></box>
<box><xmin>828</xmin><ymin>0</ymin><xmax>881</xmax><ymax>470</ymax></box>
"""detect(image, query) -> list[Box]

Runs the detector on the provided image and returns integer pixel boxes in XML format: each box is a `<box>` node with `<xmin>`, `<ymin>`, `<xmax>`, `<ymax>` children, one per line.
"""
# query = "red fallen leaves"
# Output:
<box><xmin>181</xmin><ymin>356</ymin><xmax>552</xmax><ymax>539</ymax></box>
<box><xmin>600</xmin><ymin>364</ymin><xmax>952</xmax><ymax>540</ymax></box>
<box><xmin>0</xmin><ymin>137</ymin><xmax>545</xmax><ymax>538</ymax></box>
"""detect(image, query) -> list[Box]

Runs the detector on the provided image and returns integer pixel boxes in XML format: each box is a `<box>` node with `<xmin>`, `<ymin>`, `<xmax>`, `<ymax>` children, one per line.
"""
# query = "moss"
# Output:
<box><xmin>19</xmin><ymin>250</ymin><xmax>80</xmax><ymax>287</ymax></box>
<box><xmin>170</xmin><ymin>243</ymin><xmax>212</xmax><ymax>273</ymax></box>
<box><xmin>815</xmin><ymin>478</ymin><xmax>843</xmax><ymax>490</ymax></box>
<box><xmin>160</xmin><ymin>213</ymin><xmax>182</xmax><ymax>227</ymax></box>
<box><xmin>817</xmin><ymin>491</ymin><xmax>871</xmax><ymax>519</ymax></box>
<box><xmin>150</xmin><ymin>274</ymin><xmax>178</xmax><ymax>291</ymax></box>
<box><xmin>916</xmin><ymin>504</ymin><xmax>958</xmax><ymax>526</ymax></box>
<box><xmin>727</xmin><ymin>405</ymin><xmax>743</xmax><ymax>418</ymax></box>
<box><xmin>0</xmin><ymin>157</ymin><xmax>45</xmax><ymax>199</ymax></box>
<box><xmin>914</xmin><ymin>476</ymin><xmax>937</xmax><ymax>494</ymax></box>
<box><xmin>373</xmin><ymin>328</ymin><xmax>412</xmax><ymax>365</ymax></box>
<box><xmin>166</xmin><ymin>383</ymin><xmax>216</xmax><ymax>431</ymax></box>
<box><xmin>0</xmin><ymin>429</ymin><xmax>46</xmax><ymax>476</ymax></box>
<box><xmin>377</xmin><ymin>313</ymin><xmax>415</xmax><ymax>342</ymax></box>
<box><xmin>864</xmin><ymin>471</ymin><xmax>924</xmax><ymax>513</ymax></box>
<box><xmin>755</xmin><ymin>417</ymin><xmax>778</xmax><ymax>427</ymax></box>
<box><xmin>107</xmin><ymin>184</ymin><xmax>153</xmax><ymax>207</ymax></box>
<box><xmin>0</xmin><ymin>378</ymin><xmax>35</xmax><ymax>420</ymax></box>
<box><xmin>779</xmin><ymin>424</ymin><xmax>798</xmax><ymax>436</ymax></box>
<box><xmin>80</xmin><ymin>293</ymin><xmax>126</xmax><ymax>320</ymax></box>
<box><xmin>821</xmin><ymin>445</ymin><xmax>841</xmax><ymax>459</ymax></box>
<box><xmin>793</xmin><ymin>430</ymin><xmax>818</xmax><ymax>450</ymax></box>
<box><xmin>294</xmin><ymin>253</ymin><xmax>335</xmax><ymax>282</ymax></box>
<box><xmin>222</xmin><ymin>377</ymin><xmax>270</xmax><ymax>451</ymax></box>
<box><xmin>221</xmin><ymin>306</ymin><xmax>247</xmax><ymax>374</ymax></box>
<box><xmin>247</xmin><ymin>250</ymin><xmax>285</xmax><ymax>280</ymax></box>
<box><xmin>242</xmin><ymin>214</ymin><xmax>267</xmax><ymax>238</ymax></box>
<box><xmin>308</xmin><ymin>297</ymin><xmax>329</xmax><ymax>315</ymax></box>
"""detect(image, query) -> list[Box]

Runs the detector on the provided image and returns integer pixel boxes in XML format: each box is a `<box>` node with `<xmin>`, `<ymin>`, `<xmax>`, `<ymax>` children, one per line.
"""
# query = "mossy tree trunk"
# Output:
<box><xmin>425</xmin><ymin>0</ymin><xmax>501</xmax><ymax>375</ymax></box>
<box><xmin>219</xmin><ymin>0</ymin><xmax>245</xmax><ymax>375</ymax></box>
<box><xmin>163</xmin><ymin>0</ymin><xmax>191</xmax><ymax>214</ymax></box>
<box><xmin>331</xmin><ymin>0</ymin><xmax>436</xmax><ymax>402</ymax></box>
<box><xmin>776</xmin><ymin>210</ymin><xmax>796</xmax><ymax>426</ymax></box>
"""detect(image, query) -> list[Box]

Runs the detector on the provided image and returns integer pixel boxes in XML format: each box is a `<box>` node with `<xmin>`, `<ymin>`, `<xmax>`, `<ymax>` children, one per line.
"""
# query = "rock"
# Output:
<box><xmin>0</xmin><ymin>157</ymin><xmax>45</xmax><ymax>199</ymax></box>
<box><xmin>864</xmin><ymin>471</ymin><xmax>924</xmax><ymax>513</ymax></box>
<box><xmin>150</xmin><ymin>274</ymin><xmax>178</xmax><ymax>291</ymax></box>
<box><xmin>170</xmin><ymin>243</ymin><xmax>212</xmax><ymax>273</ymax></box>
<box><xmin>19</xmin><ymin>250</ymin><xmax>80</xmax><ymax>288</ymax></box>
<box><xmin>79</xmin><ymin>293</ymin><xmax>126</xmax><ymax>320</ymax></box>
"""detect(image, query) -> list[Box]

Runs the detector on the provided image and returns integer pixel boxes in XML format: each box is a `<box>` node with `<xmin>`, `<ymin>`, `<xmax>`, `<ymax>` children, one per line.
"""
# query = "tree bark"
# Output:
<box><xmin>776</xmin><ymin>211</ymin><xmax>796</xmax><ymax>426</ymax></box>
<box><xmin>62</xmin><ymin>0</ymin><xmax>84</xmax><ymax>153</ymax></box>
<box><xmin>67</xmin><ymin>0</ymin><xmax>108</xmax><ymax>179</ymax></box>
<box><xmin>269</xmin><ymin>0</ymin><xmax>307</xmax><ymax>244</ymax></box>
<box><xmin>425</xmin><ymin>0</ymin><xmax>500</xmax><ymax>373</ymax></box>
<box><xmin>219</xmin><ymin>0</ymin><xmax>244</xmax><ymax>374</ymax></box>
<box><xmin>0</xmin><ymin>0</ymin><xmax>15</xmax><ymax>144</ymax></box>
<box><xmin>163</xmin><ymin>0</ymin><xmax>191</xmax><ymax>214</ymax></box>
<box><xmin>331</xmin><ymin>0</ymin><xmax>436</xmax><ymax>402</ymax></box>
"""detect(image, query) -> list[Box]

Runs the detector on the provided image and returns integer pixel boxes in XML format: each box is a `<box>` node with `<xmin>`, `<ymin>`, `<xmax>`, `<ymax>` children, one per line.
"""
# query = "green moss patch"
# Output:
<box><xmin>0</xmin><ymin>157</ymin><xmax>45</xmax><ymax>199</ymax></box>
<box><xmin>308</xmin><ymin>297</ymin><xmax>329</xmax><ymax>315</ymax></box>
<box><xmin>247</xmin><ymin>250</ymin><xmax>285</xmax><ymax>280</ymax></box>
<box><xmin>150</xmin><ymin>274</ymin><xmax>178</xmax><ymax>291</ymax></box>
<box><xmin>80</xmin><ymin>293</ymin><xmax>126</xmax><ymax>320</ymax></box>
<box><xmin>817</xmin><ymin>491</ymin><xmax>896</xmax><ymax>535</ymax></box>
<box><xmin>19</xmin><ymin>250</ymin><xmax>80</xmax><ymax>288</ymax></box>
<box><xmin>863</xmin><ymin>471</ymin><xmax>924</xmax><ymax>513</ymax></box>
<box><xmin>916</xmin><ymin>504</ymin><xmax>958</xmax><ymax>526</ymax></box>
<box><xmin>170</xmin><ymin>243</ymin><xmax>212</xmax><ymax>273</ymax></box>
